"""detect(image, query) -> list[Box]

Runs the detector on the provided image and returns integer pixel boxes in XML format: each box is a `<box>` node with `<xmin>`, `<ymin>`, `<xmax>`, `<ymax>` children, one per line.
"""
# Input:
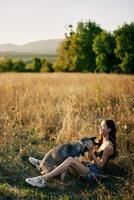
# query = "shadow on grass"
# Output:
<box><xmin>0</xmin><ymin>158</ymin><xmax>133</xmax><ymax>200</ymax></box>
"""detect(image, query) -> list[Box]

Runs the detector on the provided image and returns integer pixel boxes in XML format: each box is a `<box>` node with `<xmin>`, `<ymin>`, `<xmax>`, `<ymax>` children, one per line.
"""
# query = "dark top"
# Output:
<box><xmin>95</xmin><ymin>150</ymin><xmax>104</xmax><ymax>158</ymax></box>
<box><xmin>95</xmin><ymin>149</ymin><xmax>115</xmax><ymax>168</ymax></box>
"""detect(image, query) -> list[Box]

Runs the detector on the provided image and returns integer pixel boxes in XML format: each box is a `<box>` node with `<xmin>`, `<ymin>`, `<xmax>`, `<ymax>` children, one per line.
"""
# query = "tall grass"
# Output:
<box><xmin>0</xmin><ymin>73</ymin><xmax>134</xmax><ymax>200</ymax></box>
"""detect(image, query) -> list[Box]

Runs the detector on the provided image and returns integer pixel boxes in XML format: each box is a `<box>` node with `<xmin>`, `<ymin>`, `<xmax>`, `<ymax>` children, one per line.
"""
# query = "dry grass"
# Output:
<box><xmin>0</xmin><ymin>73</ymin><xmax>134</xmax><ymax>200</ymax></box>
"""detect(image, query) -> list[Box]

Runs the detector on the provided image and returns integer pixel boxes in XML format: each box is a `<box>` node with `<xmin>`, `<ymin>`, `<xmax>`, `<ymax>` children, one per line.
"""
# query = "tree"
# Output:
<box><xmin>53</xmin><ymin>38</ymin><xmax>72</xmax><ymax>72</ymax></box>
<box><xmin>33</xmin><ymin>57</ymin><xmax>41</xmax><ymax>72</ymax></box>
<box><xmin>41</xmin><ymin>58</ymin><xmax>53</xmax><ymax>72</ymax></box>
<box><xmin>93</xmin><ymin>31</ymin><xmax>119</xmax><ymax>72</ymax></box>
<box><xmin>0</xmin><ymin>58</ymin><xmax>14</xmax><ymax>72</ymax></box>
<box><xmin>74</xmin><ymin>21</ymin><xmax>102</xmax><ymax>72</ymax></box>
<box><xmin>53</xmin><ymin>26</ymin><xmax>77</xmax><ymax>72</ymax></box>
<box><xmin>12</xmin><ymin>59</ymin><xmax>25</xmax><ymax>72</ymax></box>
<box><xmin>114</xmin><ymin>23</ymin><xmax>134</xmax><ymax>73</ymax></box>
<box><xmin>54</xmin><ymin>20</ymin><xmax>102</xmax><ymax>72</ymax></box>
<box><xmin>25</xmin><ymin>61</ymin><xmax>34</xmax><ymax>72</ymax></box>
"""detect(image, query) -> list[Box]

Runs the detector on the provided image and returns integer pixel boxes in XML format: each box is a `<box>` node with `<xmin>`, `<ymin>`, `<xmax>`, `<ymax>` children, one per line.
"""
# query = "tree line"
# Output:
<box><xmin>0</xmin><ymin>57</ymin><xmax>54</xmax><ymax>73</ymax></box>
<box><xmin>0</xmin><ymin>20</ymin><xmax>134</xmax><ymax>73</ymax></box>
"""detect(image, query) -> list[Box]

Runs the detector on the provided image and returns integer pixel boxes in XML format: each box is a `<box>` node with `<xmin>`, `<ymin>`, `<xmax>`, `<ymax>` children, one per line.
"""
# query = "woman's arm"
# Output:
<box><xmin>89</xmin><ymin>145</ymin><xmax>113</xmax><ymax>169</ymax></box>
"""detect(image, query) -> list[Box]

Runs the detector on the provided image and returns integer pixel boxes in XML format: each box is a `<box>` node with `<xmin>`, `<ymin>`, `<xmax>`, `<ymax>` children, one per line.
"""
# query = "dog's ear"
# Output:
<box><xmin>90</xmin><ymin>137</ymin><xmax>99</xmax><ymax>146</ymax></box>
<box><xmin>80</xmin><ymin>137</ymin><xmax>89</xmax><ymax>143</ymax></box>
<box><xmin>90</xmin><ymin>137</ymin><xmax>96</xmax><ymax>142</ymax></box>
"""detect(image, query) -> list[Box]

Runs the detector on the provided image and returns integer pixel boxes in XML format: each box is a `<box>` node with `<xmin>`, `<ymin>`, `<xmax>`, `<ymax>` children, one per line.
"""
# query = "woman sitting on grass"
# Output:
<box><xmin>25</xmin><ymin>119</ymin><xmax>117</xmax><ymax>188</ymax></box>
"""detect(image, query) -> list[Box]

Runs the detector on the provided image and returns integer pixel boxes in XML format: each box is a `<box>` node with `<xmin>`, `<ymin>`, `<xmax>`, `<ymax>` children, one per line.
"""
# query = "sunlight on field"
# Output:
<box><xmin>0</xmin><ymin>73</ymin><xmax>134</xmax><ymax>199</ymax></box>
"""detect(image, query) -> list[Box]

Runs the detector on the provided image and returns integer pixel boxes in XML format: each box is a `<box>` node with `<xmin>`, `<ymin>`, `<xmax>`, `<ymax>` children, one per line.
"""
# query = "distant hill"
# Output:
<box><xmin>0</xmin><ymin>39</ymin><xmax>63</xmax><ymax>55</ymax></box>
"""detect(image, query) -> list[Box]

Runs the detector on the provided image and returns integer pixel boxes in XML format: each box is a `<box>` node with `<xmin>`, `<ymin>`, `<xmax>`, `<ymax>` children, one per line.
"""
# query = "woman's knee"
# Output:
<box><xmin>66</xmin><ymin>156</ymin><xmax>75</xmax><ymax>165</ymax></box>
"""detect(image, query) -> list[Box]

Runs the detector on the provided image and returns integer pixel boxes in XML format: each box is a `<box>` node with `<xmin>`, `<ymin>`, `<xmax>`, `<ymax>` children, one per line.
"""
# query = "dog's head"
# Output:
<box><xmin>79</xmin><ymin>137</ymin><xmax>98</xmax><ymax>153</ymax></box>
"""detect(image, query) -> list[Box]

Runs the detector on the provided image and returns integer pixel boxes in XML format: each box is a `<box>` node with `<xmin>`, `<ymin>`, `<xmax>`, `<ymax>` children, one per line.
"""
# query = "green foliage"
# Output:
<box><xmin>33</xmin><ymin>57</ymin><xmax>42</xmax><ymax>72</ymax></box>
<box><xmin>114</xmin><ymin>23</ymin><xmax>134</xmax><ymax>73</ymax></box>
<box><xmin>0</xmin><ymin>21</ymin><xmax>134</xmax><ymax>74</ymax></box>
<box><xmin>25</xmin><ymin>57</ymin><xmax>42</xmax><ymax>72</ymax></box>
<box><xmin>0</xmin><ymin>58</ymin><xmax>14</xmax><ymax>72</ymax></box>
<box><xmin>25</xmin><ymin>61</ymin><xmax>35</xmax><ymax>72</ymax></box>
<box><xmin>54</xmin><ymin>20</ymin><xmax>102</xmax><ymax>72</ymax></box>
<box><xmin>53</xmin><ymin>39</ymin><xmax>71</xmax><ymax>72</ymax></box>
<box><xmin>12</xmin><ymin>59</ymin><xmax>26</xmax><ymax>72</ymax></box>
<box><xmin>74</xmin><ymin>21</ymin><xmax>102</xmax><ymax>72</ymax></box>
<box><xmin>41</xmin><ymin>58</ymin><xmax>54</xmax><ymax>72</ymax></box>
<box><xmin>93</xmin><ymin>31</ymin><xmax>119</xmax><ymax>72</ymax></box>
<box><xmin>0</xmin><ymin>58</ymin><xmax>26</xmax><ymax>72</ymax></box>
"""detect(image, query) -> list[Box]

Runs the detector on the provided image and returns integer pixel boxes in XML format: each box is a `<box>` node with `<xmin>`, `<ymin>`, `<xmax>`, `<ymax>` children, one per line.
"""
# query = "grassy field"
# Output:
<box><xmin>0</xmin><ymin>73</ymin><xmax>134</xmax><ymax>200</ymax></box>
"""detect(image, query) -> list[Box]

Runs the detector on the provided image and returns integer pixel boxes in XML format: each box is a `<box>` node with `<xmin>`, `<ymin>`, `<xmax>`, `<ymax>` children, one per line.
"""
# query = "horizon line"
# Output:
<box><xmin>0</xmin><ymin>38</ymin><xmax>64</xmax><ymax>46</ymax></box>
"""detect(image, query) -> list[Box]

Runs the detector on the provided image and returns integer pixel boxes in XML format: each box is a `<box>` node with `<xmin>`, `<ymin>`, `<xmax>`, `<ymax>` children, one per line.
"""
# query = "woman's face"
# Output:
<box><xmin>99</xmin><ymin>120</ymin><xmax>111</xmax><ymax>136</ymax></box>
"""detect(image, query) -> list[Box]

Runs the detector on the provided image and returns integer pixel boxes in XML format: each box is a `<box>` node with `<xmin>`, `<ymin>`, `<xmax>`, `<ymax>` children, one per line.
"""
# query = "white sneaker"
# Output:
<box><xmin>25</xmin><ymin>176</ymin><xmax>46</xmax><ymax>188</ymax></box>
<box><xmin>29</xmin><ymin>157</ymin><xmax>40</xmax><ymax>171</ymax></box>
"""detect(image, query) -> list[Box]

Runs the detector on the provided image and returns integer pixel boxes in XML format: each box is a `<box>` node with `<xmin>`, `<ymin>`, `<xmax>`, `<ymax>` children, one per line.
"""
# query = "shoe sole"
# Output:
<box><xmin>29</xmin><ymin>157</ymin><xmax>41</xmax><ymax>171</ymax></box>
<box><xmin>25</xmin><ymin>178</ymin><xmax>45</xmax><ymax>188</ymax></box>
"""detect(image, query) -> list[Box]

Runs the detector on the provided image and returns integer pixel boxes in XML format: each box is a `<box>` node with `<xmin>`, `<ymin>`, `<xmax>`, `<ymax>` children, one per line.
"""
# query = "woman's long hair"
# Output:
<box><xmin>97</xmin><ymin>119</ymin><xmax>117</xmax><ymax>158</ymax></box>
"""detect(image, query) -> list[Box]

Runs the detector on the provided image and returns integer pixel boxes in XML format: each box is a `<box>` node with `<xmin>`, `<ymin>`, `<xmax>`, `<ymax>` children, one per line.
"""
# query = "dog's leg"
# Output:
<box><xmin>39</xmin><ymin>150</ymin><xmax>54</xmax><ymax>173</ymax></box>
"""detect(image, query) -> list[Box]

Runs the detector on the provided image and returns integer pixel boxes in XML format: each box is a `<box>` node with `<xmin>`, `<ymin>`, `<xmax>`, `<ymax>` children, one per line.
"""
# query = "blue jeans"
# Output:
<box><xmin>86</xmin><ymin>162</ymin><xmax>101</xmax><ymax>183</ymax></box>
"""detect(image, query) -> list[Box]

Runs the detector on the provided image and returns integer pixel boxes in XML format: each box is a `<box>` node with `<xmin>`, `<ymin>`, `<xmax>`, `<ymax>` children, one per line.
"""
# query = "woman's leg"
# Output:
<box><xmin>42</xmin><ymin>157</ymin><xmax>89</xmax><ymax>181</ymax></box>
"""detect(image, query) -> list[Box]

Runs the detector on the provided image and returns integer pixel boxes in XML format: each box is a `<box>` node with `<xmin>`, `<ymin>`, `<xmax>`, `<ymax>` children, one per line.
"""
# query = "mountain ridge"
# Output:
<box><xmin>0</xmin><ymin>39</ymin><xmax>63</xmax><ymax>55</ymax></box>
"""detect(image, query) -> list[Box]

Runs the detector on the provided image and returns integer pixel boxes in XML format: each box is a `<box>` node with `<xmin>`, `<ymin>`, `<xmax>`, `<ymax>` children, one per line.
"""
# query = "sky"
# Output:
<box><xmin>0</xmin><ymin>0</ymin><xmax>134</xmax><ymax>45</ymax></box>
